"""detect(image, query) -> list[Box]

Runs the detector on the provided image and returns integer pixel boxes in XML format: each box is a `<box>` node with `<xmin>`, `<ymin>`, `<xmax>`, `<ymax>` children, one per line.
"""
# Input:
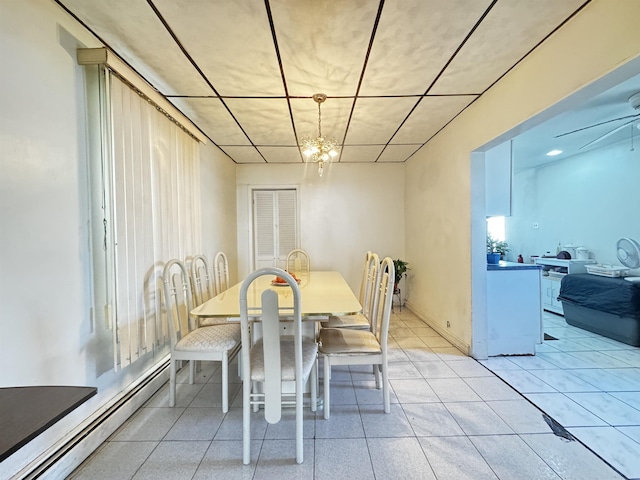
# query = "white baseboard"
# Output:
<box><xmin>15</xmin><ymin>358</ymin><xmax>170</xmax><ymax>480</ymax></box>
<box><xmin>403</xmin><ymin>301</ymin><xmax>471</xmax><ymax>355</ymax></box>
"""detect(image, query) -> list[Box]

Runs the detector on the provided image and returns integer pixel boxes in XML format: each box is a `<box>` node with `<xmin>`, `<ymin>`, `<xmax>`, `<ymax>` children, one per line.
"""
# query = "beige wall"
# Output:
<box><xmin>236</xmin><ymin>163</ymin><xmax>405</xmax><ymax>293</ymax></box>
<box><xmin>405</xmin><ymin>0</ymin><xmax>640</xmax><ymax>356</ymax></box>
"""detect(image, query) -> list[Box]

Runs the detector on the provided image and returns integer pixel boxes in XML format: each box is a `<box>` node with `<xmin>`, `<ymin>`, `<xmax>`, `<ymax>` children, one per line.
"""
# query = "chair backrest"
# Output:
<box><xmin>362</xmin><ymin>253</ymin><xmax>380</xmax><ymax>319</ymax></box>
<box><xmin>286</xmin><ymin>249</ymin><xmax>310</xmax><ymax>277</ymax></box>
<box><xmin>190</xmin><ymin>254</ymin><xmax>214</xmax><ymax>306</ymax></box>
<box><xmin>358</xmin><ymin>251</ymin><xmax>374</xmax><ymax>304</ymax></box>
<box><xmin>239</xmin><ymin>268</ymin><xmax>303</xmax><ymax>424</ymax></box>
<box><xmin>371</xmin><ymin>257</ymin><xmax>395</xmax><ymax>340</ymax></box>
<box><xmin>214</xmin><ymin>251</ymin><xmax>230</xmax><ymax>294</ymax></box>
<box><xmin>162</xmin><ymin>259</ymin><xmax>195</xmax><ymax>350</ymax></box>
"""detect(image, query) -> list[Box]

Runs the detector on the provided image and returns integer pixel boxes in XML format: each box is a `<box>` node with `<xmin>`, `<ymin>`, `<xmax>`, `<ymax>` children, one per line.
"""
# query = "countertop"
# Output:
<box><xmin>487</xmin><ymin>261</ymin><xmax>543</xmax><ymax>271</ymax></box>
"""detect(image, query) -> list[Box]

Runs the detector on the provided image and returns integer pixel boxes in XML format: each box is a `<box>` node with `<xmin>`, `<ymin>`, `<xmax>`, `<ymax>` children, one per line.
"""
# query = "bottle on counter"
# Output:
<box><xmin>517</xmin><ymin>254</ymin><xmax>524</xmax><ymax>263</ymax></box>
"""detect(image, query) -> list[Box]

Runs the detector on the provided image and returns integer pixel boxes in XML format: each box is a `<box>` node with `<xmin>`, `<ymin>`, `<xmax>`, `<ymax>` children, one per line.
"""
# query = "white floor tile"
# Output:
<box><xmin>390</xmin><ymin>378</ymin><xmax>439</xmax><ymax>403</ymax></box>
<box><xmin>418</xmin><ymin>436</ymin><xmax>498</xmax><ymax>480</ymax></box>
<box><xmin>70</xmin><ymin>441</ymin><xmax>157</xmax><ymax>480</ymax></box>
<box><xmin>486</xmin><ymin>399</ymin><xmax>552</xmax><ymax>434</ymax></box>
<box><xmin>368</xmin><ymin>437</ymin><xmax>436</xmax><ymax>480</ymax></box>
<box><xmin>132</xmin><ymin>441</ymin><xmax>209</xmax><ymax>480</ymax></box>
<box><xmin>314</xmin><ymin>438</ymin><xmax>374</xmax><ymax>480</ymax></box>
<box><xmin>112</xmin><ymin>407</ymin><xmax>185</xmax><ymax>441</ymax></box>
<box><xmin>314</xmin><ymin>404</ymin><xmax>365</xmax><ymax>438</ymax></box>
<box><xmin>427</xmin><ymin>378</ymin><xmax>482</xmax><ymax>402</ymax></box>
<box><xmin>402</xmin><ymin>403</ymin><xmax>465</xmax><ymax>436</ymax></box>
<box><xmin>253</xmin><ymin>439</ymin><xmax>315</xmax><ymax>480</ymax></box>
<box><xmin>463</xmin><ymin>376</ymin><xmax>524</xmax><ymax>401</ymax></box>
<box><xmin>470</xmin><ymin>435</ymin><xmax>562</xmax><ymax>479</ymax></box>
<box><xmin>192</xmin><ymin>440</ymin><xmax>260</xmax><ymax>479</ymax></box>
<box><xmin>444</xmin><ymin>401</ymin><xmax>514</xmax><ymax>435</ymax></box>
<box><xmin>567</xmin><ymin>426</ymin><xmax>640</xmax><ymax>479</ymax></box>
<box><xmin>564</xmin><ymin>392</ymin><xmax>640</xmax><ymax>426</ymax></box>
<box><xmin>165</xmin><ymin>407</ymin><xmax>225</xmax><ymax>441</ymax></box>
<box><xmin>445</xmin><ymin>358</ymin><xmax>495</xmax><ymax>377</ymax></box>
<box><xmin>610</xmin><ymin>391</ymin><xmax>640</xmax><ymax>410</ymax></box>
<box><xmin>520</xmin><ymin>433</ymin><xmax>624</xmax><ymax>480</ymax></box>
<box><xmin>491</xmin><ymin>369</ymin><xmax>557</xmax><ymax>393</ymax></box>
<box><xmin>359</xmin><ymin>403</ymin><xmax>414</xmax><ymax>437</ymax></box>
<box><xmin>524</xmin><ymin>393</ymin><xmax>608</xmax><ymax>427</ymax></box>
<box><xmin>413</xmin><ymin>360</ymin><xmax>458</xmax><ymax>379</ymax></box>
<box><xmin>528</xmin><ymin>368</ymin><xmax>601</xmax><ymax>393</ymax></box>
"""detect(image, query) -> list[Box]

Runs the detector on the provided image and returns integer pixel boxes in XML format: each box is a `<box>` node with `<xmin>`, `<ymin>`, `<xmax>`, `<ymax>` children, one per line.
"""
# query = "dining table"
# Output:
<box><xmin>191</xmin><ymin>270</ymin><xmax>361</xmax><ymax>321</ymax></box>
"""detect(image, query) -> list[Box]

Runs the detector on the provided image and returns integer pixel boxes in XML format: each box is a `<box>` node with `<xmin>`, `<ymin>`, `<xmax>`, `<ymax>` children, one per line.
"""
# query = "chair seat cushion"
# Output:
<box><xmin>250</xmin><ymin>337</ymin><xmax>318</xmax><ymax>382</ymax></box>
<box><xmin>318</xmin><ymin>328</ymin><xmax>381</xmax><ymax>354</ymax></box>
<box><xmin>176</xmin><ymin>324</ymin><xmax>240</xmax><ymax>352</ymax></box>
<box><xmin>321</xmin><ymin>313</ymin><xmax>370</xmax><ymax>329</ymax></box>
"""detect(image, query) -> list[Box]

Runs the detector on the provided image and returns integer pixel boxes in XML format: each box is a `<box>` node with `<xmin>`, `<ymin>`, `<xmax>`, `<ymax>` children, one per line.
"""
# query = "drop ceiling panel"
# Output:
<box><xmin>346</xmin><ymin>97</ymin><xmax>418</xmax><ymax>145</ymax></box>
<box><xmin>153</xmin><ymin>0</ymin><xmax>285</xmax><ymax>97</ymax></box>
<box><xmin>339</xmin><ymin>145</ymin><xmax>385</xmax><ymax>163</ymax></box>
<box><xmin>392</xmin><ymin>95</ymin><xmax>477</xmax><ymax>144</ymax></box>
<box><xmin>258</xmin><ymin>146</ymin><xmax>303</xmax><ymax>163</ymax></box>
<box><xmin>220</xmin><ymin>146</ymin><xmax>265</xmax><ymax>163</ymax></box>
<box><xmin>270</xmin><ymin>0</ymin><xmax>379</xmax><ymax>97</ymax></box>
<box><xmin>290</xmin><ymin>97</ymin><xmax>353</xmax><ymax>145</ymax></box>
<box><xmin>59</xmin><ymin>0</ymin><xmax>212</xmax><ymax>96</ymax></box>
<box><xmin>360</xmin><ymin>0</ymin><xmax>493</xmax><ymax>96</ymax></box>
<box><xmin>377</xmin><ymin>144</ymin><xmax>422</xmax><ymax>163</ymax></box>
<box><xmin>171</xmin><ymin>98</ymin><xmax>251</xmax><ymax>146</ymax></box>
<box><xmin>430</xmin><ymin>0</ymin><xmax>586</xmax><ymax>94</ymax></box>
<box><xmin>224</xmin><ymin>98</ymin><xmax>295</xmax><ymax>145</ymax></box>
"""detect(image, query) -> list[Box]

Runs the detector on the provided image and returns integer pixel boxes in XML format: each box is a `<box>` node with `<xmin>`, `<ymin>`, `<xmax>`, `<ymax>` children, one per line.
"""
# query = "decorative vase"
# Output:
<box><xmin>487</xmin><ymin>253</ymin><xmax>500</xmax><ymax>264</ymax></box>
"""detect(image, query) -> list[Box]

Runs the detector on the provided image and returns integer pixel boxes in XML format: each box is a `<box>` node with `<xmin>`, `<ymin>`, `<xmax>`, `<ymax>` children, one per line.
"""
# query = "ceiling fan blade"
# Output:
<box><xmin>578</xmin><ymin>119</ymin><xmax>637</xmax><ymax>150</ymax></box>
<box><xmin>554</xmin><ymin>113</ymin><xmax>640</xmax><ymax>138</ymax></box>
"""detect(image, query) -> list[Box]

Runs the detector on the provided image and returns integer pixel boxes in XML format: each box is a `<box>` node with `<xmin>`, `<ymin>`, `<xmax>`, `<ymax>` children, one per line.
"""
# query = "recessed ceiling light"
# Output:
<box><xmin>546</xmin><ymin>149</ymin><xmax>563</xmax><ymax>156</ymax></box>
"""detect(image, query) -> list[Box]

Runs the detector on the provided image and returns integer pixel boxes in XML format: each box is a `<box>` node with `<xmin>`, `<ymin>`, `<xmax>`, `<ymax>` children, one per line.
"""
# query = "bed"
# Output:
<box><xmin>558</xmin><ymin>273</ymin><xmax>640</xmax><ymax>347</ymax></box>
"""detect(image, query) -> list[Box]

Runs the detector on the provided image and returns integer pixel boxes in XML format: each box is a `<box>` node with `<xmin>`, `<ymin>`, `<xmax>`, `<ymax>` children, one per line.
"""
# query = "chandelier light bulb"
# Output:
<box><xmin>299</xmin><ymin>93</ymin><xmax>340</xmax><ymax>176</ymax></box>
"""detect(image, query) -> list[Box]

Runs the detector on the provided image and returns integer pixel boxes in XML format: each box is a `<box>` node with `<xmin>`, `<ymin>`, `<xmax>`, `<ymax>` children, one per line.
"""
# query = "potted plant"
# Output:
<box><xmin>487</xmin><ymin>235</ymin><xmax>510</xmax><ymax>263</ymax></box>
<box><xmin>393</xmin><ymin>259</ymin><xmax>409</xmax><ymax>293</ymax></box>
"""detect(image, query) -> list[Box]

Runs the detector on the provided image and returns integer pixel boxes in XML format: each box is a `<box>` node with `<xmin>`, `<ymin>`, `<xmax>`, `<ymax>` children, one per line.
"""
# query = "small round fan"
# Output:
<box><xmin>617</xmin><ymin>238</ymin><xmax>640</xmax><ymax>282</ymax></box>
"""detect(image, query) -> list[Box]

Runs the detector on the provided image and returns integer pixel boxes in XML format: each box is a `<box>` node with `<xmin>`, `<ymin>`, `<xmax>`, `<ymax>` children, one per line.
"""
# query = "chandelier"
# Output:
<box><xmin>300</xmin><ymin>93</ymin><xmax>339</xmax><ymax>176</ymax></box>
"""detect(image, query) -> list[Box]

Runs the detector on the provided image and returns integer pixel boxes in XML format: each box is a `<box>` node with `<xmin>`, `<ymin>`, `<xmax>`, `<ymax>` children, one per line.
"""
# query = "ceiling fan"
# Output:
<box><xmin>555</xmin><ymin>91</ymin><xmax>640</xmax><ymax>150</ymax></box>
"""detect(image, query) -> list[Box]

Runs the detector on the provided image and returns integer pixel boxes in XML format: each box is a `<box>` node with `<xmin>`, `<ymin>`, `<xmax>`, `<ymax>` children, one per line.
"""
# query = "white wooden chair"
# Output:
<box><xmin>285</xmin><ymin>249</ymin><xmax>310</xmax><ymax>278</ymax></box>
<box><xmin>162</xmin><ymin>259</ymin><xmax>240</xmax><ymax>412</ymax></box>
<box><xmin>190</xmin><ymin>254</ymin><xmax>214</xmax><ymax>306</ymax></box>
<box><xmin>239</xmin><ymin>268</ymin><xmax>318</xmax><ymax>464</ymax></box>
<box><xmin>321</xmin><ymin>252</ymin><xmax>379</xmax><ymax>330</ymax></box>
<box><xmin>318</xmin><ymin>257</ymin><xmax>394</xmax><ymax>419</ymax></box>
<box><xmin>213</xmin><ymin>251</ymin><xmax>230</xmax><ymax>294</ymax></box>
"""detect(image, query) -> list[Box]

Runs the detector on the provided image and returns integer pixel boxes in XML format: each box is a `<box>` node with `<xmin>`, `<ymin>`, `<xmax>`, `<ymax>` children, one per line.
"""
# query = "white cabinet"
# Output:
<box><xmin>486</xmin><ymin>262</ymin><xmax>542</xmax><ymax>356</ymax></box>
<box><xmin>485</xmin><ymin>140</ymin><xmax>512</xmax><ymax>217</ymax></box>
<box><xmin>541</xmin><ymin>276</ymin><xmax>563</xmax><ymax>314</ymax></box>
<box><xmin>534</xmin><ymin>258</ymin><xmax>596</xmax><ymax>315</ymax></box>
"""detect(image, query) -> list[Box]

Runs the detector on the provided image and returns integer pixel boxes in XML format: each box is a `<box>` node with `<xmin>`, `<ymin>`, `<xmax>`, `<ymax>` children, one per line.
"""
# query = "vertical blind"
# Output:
<box><xmin>106</xmin><ymin>73</ymin><xmax>201</xmax><ymax>369</ymax></box>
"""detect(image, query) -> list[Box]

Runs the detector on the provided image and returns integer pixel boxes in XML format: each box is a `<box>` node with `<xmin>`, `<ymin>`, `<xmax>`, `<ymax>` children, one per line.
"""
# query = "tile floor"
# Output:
<box><xmin>481</xmin><ymin>311</ymin><xmax>640</xmax><ymax>479</ymax></box>
<box><xmin>70</xmin><ymin>309</ymin><xmax>637</xmax><ymax>480</ymax></box>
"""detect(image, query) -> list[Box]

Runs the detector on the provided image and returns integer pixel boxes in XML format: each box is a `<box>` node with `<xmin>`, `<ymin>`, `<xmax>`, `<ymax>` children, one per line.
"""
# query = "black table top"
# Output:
<box><xmin>0</xmin><ymin>385</ymin><xmax>97</xmax><ymax>462</ymax></box>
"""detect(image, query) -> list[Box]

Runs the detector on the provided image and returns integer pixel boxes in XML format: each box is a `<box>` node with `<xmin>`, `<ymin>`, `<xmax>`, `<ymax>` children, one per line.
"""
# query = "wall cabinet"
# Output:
<box><xmin>534</xmin><ymin>258</ymin><xmax>596</xmax><ymax>315</ymax></box>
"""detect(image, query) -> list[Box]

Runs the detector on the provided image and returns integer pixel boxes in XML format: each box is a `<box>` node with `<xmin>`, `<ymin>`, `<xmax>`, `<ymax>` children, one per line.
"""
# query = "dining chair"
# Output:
<box><xmin>320</xmin><ymin>252</ymin><xmax>379</xmax><ymax>330</ymax></box>
<box><xmin>239</xmin><ymin>268</ymin><xmax>318</xmax><ymax>464</ymax></box>
<box><xmin>213</xmin><ymin>251</ymin><xmax>230</xmax><ymax>294</ymax></box>
<box><xmin>318</xmin><ymin>256</ymin><xmax>395</xmax><ymax>419</ymax></box>
<box><xmin>162</xmin><ymin>259</ymin><xmax>241</xmax><ymax>412</ymax></box>
<box><xmin>285</xmin><ymin>249</ymin><xmax>310</xmax><ymax>278</ymax></box>
<box><xmin>190</xmin><ymin>254</ymin><xmax>214</xmax><ymax>306</ymax></box>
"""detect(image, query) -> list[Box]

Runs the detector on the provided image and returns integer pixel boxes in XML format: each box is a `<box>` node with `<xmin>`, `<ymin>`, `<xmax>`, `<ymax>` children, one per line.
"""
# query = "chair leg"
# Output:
<box><xmin>374</xmin><ymin>363</ymin><xmax>381</xmax><ymax>389</ymax></box>
<box><xmin>222</xmin><ymin>353</ymin><xmax>229</xmax><ymax>413</ymax></box>
<box><xmin>242</xmin><ymin>375</ymin><xmax>251</xmax><ymax>465</ymax></box>
<box><xmin>310</xmin><ymin>359</ymin><xmax>317</xmax><ymax>412</ymax></box>
<box><xmin>189</xmin><ymin>360</ymin><xmax>196</xmax><ymax>384</ymax></box>
<box><xmin>296</xmin><ymin>378</ymin><xmax>303</xmax><ymax>464</ymax></box>
<box><xmin>323</xmin><ymin>356</ymin><xmax>331</xmax><ymax>420</ymax></box>
<box><xmin>382</xmin><ymin>361</ymin><xmax>390</xmax><ymax>413</ymax></box>
<box><xmin>169</xmin><ymin>359</ymin><xmax>177</xmax><ymax>407</ymax></box>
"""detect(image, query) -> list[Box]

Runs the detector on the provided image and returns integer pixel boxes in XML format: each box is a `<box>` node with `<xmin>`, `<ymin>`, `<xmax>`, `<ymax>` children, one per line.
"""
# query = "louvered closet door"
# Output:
<box><xmin>253</xmin><ymin>189</ymin><xmax>298</xmax><ymax>269</ymax></box>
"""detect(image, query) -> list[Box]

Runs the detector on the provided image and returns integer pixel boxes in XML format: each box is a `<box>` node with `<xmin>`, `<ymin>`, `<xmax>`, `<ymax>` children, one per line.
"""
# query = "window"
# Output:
<box><xmin>86</xmin><ymin>64</ymin><xmax>202</xmax><ymax>369</ymax></box>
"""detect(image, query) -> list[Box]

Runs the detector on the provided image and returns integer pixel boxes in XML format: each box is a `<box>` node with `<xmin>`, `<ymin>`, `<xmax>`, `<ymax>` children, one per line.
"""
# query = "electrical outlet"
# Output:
<box><xmin>446</xmin><ymin>321</ymin><xmax>451</xmax><ymax>328</ymax></box>
<box><xmin>532</xmin><ymin>222</ymin><xmax>539</xmax><ymax>229</ymax></box>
